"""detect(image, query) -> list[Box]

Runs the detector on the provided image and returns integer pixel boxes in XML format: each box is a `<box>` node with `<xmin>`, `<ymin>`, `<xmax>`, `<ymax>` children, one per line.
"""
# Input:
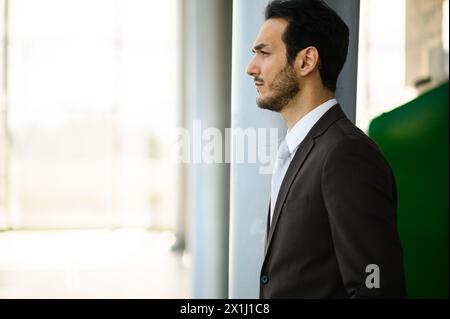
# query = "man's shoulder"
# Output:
<box><xmin>317</xmin><ymin>116</ymin><xmax>386</xmax><ymax>160</ymax></box>
<box><xmin>319</xmin><ymin>115</ymin><xmax>370</xmax><ymax>144</ymax></box>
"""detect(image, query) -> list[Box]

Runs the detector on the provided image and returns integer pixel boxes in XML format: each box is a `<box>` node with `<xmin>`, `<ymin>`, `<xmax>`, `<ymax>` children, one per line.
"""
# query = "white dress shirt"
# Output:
<box><xmin>270</xmin><ymin>98</ymin><xmax>338</xmax><ymax>224</ymax></box>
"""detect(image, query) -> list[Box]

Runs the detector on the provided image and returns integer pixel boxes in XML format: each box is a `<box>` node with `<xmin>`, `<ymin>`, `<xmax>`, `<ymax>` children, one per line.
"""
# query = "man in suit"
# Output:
<box><xmin>246</xmin><ymin>0</ymin><xmax>406</xmax><ymax>298</ymax></box>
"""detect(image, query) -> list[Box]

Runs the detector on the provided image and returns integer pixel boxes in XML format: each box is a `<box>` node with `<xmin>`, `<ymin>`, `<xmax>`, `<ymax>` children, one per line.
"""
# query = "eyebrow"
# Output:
<box><xmin>252</xmin><ymin>43</ymin><xmax>269</xmax><ymax>53</ymax></box>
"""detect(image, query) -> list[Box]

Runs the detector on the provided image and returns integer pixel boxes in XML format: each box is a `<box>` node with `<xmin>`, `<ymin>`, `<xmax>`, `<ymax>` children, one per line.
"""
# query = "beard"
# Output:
<box><xmin>256</xmin><ymin>64</ymin><xmax>300</xmax><ymax>112</ymax></box>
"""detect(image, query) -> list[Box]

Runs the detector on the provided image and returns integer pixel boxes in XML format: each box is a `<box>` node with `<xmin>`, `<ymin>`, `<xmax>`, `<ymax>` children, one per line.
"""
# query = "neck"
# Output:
<box><xmin>280</xmin><ymin>86</ymin><xmax>335</xmax><ymax>131</ymax></box>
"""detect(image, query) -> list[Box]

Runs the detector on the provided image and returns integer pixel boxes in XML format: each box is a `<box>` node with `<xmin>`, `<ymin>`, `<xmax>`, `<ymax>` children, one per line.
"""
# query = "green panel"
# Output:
<box><xmin>369</xmin><ymin>82</ymin><xmax>449</xmax><ymax>298</ymax></box>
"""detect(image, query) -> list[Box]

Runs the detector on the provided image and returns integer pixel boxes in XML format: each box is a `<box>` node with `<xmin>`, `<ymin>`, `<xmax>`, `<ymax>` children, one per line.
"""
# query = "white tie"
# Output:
<box><xmin>270</xmin><ymin>140</ymin><xmax>291</xmax><ymax>225</ymax></box>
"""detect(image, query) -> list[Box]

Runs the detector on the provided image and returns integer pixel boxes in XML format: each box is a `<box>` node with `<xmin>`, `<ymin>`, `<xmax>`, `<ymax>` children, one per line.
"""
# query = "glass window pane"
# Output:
<box><xmin>7</xmin><ymin>0</ymin><xmax>179</xmax><ymax>229</ymax></box>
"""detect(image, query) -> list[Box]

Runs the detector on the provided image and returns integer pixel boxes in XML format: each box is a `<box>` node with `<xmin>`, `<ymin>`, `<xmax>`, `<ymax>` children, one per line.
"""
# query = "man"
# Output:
<box><xmin>246</xmin><ymin>0</ymin><xmax>406</xmax><ymax>298</ymax></box>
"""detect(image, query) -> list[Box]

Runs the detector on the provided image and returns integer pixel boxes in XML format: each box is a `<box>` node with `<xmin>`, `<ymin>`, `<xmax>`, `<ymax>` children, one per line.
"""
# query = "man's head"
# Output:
<box><xmin>246</xmin><ymin>0</ymin><xmax>349</xmax><ymax>112</ymax></box>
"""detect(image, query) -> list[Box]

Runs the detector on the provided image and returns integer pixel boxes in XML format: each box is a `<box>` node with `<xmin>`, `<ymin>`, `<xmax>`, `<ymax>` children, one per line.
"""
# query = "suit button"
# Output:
<box><xmin>261</xmin><ymin>275</ymin><xmax>269</xmax><ymax>284</ymax></box>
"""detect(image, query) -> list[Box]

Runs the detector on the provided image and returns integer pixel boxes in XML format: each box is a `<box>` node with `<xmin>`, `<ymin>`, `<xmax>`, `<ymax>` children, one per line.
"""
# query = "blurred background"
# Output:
<box><xmin>0</xmin><ymin>0</ymin><xmax>448</xmax><ymax>299</ymax></box>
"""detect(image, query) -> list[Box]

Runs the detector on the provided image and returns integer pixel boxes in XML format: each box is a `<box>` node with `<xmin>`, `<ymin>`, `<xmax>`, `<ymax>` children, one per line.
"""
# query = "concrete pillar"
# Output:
<box><xmin>324</xmin><ymin>0</ymin><xmax>360</xmax><ymax>122</ymax></box>
<box><xmin>228</xmin><ymin>0</ymin><xmax>286</xmax><ymax>299</ymax></box>
<box><xmin>183</xmin><ymin>0</ymin><xmax>233</xmax><ymax>298</ymax></box>
<box><xmin>229</xmin><ymin>0</ymin><xmax>360</xmax><ymax>298</ymax></box>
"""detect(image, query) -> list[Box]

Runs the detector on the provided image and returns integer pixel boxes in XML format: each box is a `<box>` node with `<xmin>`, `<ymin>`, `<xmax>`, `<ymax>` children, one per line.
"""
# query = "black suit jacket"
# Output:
<box><xmin>260</xmin><ymin>105</ymin><xmax>406</xmax><ymax>298</ymax></box>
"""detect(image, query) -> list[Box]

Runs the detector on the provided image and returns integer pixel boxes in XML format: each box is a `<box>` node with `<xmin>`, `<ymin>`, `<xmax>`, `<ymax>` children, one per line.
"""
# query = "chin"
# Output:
<box><xmin>257</xmin><ymin>98</ymin><xmax>278</xmax><ymax>112</ymax></box>
<box><xmin>258</xmin><ymin>92</ymin><xmax>270</xmax><ymax>102</ymax></box>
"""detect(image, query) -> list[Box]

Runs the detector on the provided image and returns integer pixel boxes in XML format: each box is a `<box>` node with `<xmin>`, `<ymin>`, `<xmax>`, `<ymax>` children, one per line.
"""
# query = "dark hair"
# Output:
<box><xmin>265</xmin><ymin>0</ymin><xmax>349</xmax><ymax>92</ymax></box>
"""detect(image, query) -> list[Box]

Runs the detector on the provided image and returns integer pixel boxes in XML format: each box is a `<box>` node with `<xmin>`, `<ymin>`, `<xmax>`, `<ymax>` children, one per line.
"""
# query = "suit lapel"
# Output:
<box><xmin>261</xmin><ymin>104</ymin><xmax>347</xmax><ymax>263</ymax></box>
<box><xmin>264</xmin><ymin>204</ymin><xmax>270</xmax><ymax>252</ymax></box>
<box><xmin>263</xmin><ymin>138</ymin><xmax>315</xmax><ymax>259</ymax></box>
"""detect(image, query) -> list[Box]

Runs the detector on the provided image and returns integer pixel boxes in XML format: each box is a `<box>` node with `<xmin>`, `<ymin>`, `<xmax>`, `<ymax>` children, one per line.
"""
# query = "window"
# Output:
<box><xmin>2</xmin><ymin>0</ymin><xmax>179</xmax><ymax>229</ymax></box>
<box><xmin>356</xmin><ymin>0</ymin><xmax>449</xmax><ymax>131</ymax></box>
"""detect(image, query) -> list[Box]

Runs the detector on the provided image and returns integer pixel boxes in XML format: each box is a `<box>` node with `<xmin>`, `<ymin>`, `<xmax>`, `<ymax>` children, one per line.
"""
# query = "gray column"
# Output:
<box><xmin>324</xmin><ymin>0</ymin><xmax>360</xmax><ymax>122</ymax></box>
<box><xmin>183</xmin><ymin>0</ymin><xmax>233</xmax><ymax>298</ymax></box>
<box><xmin>229</xmin><ymin>0</ymin><xmax>360</xmax><ymax>299</ymax></box>
<box><xmin>229</xmin><ymin>0</ymin><xmax>286</xmax><ymax>299</ymax></box>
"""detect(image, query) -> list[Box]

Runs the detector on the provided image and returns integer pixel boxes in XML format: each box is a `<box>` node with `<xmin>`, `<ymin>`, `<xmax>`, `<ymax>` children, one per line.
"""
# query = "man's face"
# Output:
<box><xmin>246</xmin><ymin>18</ymin><xmax>300</xmax><ymax>112</ymax></box>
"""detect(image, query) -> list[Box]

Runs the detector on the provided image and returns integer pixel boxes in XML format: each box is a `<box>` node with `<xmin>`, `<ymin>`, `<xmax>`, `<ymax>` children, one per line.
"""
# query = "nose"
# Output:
<box><xmin>246</xmin><ymin>55</ymin><xmax>260</xmax><ymax>77</ymax></box>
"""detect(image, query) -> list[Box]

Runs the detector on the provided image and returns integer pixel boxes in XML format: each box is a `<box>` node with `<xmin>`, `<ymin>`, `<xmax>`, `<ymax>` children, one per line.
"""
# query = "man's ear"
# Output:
<box><xmin>295</xmin><ymin>47</ymin><xmax>320</xmax><ymax>77</ymax></box>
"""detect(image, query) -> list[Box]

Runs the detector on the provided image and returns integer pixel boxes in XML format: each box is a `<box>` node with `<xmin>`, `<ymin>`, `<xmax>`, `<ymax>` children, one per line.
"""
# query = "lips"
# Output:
<box><xmin>253</xmin><ymin>77</ymin><xmax>264</xmax><ymax>87</ymax></box>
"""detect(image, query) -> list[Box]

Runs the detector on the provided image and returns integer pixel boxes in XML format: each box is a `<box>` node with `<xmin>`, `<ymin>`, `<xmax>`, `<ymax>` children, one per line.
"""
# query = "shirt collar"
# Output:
<box><xmin>285</xmin><ymin>98</ymin><xmax>338</xmax><ymax>154</ymax></box>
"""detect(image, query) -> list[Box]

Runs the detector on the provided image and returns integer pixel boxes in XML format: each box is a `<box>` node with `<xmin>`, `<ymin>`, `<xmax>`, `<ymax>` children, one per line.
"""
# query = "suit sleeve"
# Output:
<box><xmin>322</xmin><ymin>137</ymin><xmax>406</xmax><ymax>298</ymax></box>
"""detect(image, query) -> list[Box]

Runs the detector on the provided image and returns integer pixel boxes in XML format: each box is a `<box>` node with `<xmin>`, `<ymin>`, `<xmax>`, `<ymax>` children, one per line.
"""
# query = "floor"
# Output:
<box><xmin>0</xmin><ymin>229</ymin><xmax>191</xmax><ymax>299</ymax></box>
